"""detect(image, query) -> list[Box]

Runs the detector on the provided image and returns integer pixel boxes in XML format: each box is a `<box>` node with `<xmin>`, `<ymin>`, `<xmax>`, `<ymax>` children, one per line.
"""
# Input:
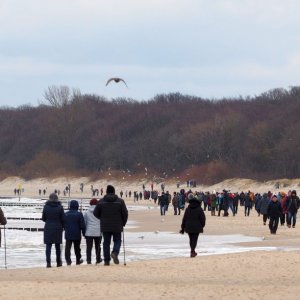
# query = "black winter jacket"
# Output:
<box><xmin>267</xmin><ymin>200</ymin><xmax>283</xmax><ymax>218</ymax></box>
<box><xmin>285</xmin><ymin>196</ymin><xmax>300</xmax><ymax>214</ymax></box>
<box><xmin>94</xmin><ymin>194</ymin><xmax>128</xmax><ymax>232</ymax></box>
<box><xmin>181</xmin><ymin>199</ymin><xmax>206</xmax><ymax>233</ymax></box>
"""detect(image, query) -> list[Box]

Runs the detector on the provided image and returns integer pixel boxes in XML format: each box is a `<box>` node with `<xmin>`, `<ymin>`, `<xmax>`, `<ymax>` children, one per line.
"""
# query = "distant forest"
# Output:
<box><xmin>0</xmin><ymin>86</ymin><xmax>300</xmax><ymax>183</ymax></box>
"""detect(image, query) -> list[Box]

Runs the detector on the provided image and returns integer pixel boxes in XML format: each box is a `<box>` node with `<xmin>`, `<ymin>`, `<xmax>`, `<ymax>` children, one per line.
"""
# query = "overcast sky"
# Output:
<box><xmin>1</xmin><ymin>0</ymin><xmax>300</xmax><ymax>106</ymax></box>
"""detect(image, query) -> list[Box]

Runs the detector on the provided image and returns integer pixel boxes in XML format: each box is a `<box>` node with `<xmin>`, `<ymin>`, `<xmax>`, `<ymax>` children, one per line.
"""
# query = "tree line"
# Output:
<box><xmin>0</xmin><ymin>86</ymin><xmax>299</xmax><ymax>183</ymax></box>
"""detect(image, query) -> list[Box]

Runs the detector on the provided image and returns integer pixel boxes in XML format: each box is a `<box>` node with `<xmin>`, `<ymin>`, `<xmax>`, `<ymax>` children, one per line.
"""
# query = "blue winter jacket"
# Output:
<box><xmin>42</xmin><ymin>200</ymin><xmax>64</xmax><ymax>244</ymax></box>
<box><xmin>64</xmin><ymin>200</ymin><xmax>86</xmax><ymax>240</ymax></box>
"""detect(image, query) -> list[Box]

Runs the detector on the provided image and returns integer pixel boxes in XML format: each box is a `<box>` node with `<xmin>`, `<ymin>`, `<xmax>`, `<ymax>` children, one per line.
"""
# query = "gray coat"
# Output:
<box><xmin>84</xmin><ymin>205</ymin><xmax>101</xmax><ymax>237</ymax></box>
<box><xmin>260</xmin><ymin>195</ymin><xmax>270</xmax><ymax>215</ymax></box>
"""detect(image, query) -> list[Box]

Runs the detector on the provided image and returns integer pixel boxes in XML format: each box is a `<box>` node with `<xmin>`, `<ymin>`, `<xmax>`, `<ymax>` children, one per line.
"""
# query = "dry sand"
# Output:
<box><xmin>1</xmin><ymin>251</ymin><xmax>300</xmax><ymax>300</ymax></box>
<box><xmin>1</xmin><ymin>176</ymin><xmax>300</xmax><ymax>299</ymax></box>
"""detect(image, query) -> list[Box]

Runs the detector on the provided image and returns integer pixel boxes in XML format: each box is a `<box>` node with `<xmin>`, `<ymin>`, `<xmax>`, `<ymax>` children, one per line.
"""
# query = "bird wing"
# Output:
<box><xmin>119</xmin><ymin>78</ymin><xmax>128</xmax><ymax>87</ymax></box>
<box><xmin>106</xmin><ymin>78</ymin><xmax>116</xmax><ymax>86</ymax></box>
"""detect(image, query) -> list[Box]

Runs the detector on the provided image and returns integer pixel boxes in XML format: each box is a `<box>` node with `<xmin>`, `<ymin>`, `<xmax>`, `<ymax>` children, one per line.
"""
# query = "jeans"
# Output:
<box><xmin>86</xmin><ymin>236</ymin><xmax>102</xmax><ymax>263</ymax></box>
<box><xmin>160</xmin><ymin>205</ymin><xmax>167</xmax><ymax>216</ymax></box>
<box><xmin>287</xmin><ymin>212</ymin><xmax>297</xmax><ymax>227</ymax></box>
<box><xmin>102</xmin><ymin>232</ymin><xmax>122</xmax><ymax>263</ymax></box>
<box><xmin>229</xmin><ymin>202</ymin><xmax>235</xmax><ymax>215</ymax></box>
<box><xmin>46</xmin><ymin>243</ymin><xmax>61</xmax><ymax>264</ymax></box>
<box><xmin>65</xmin><ymin>239</ymin><xmax>82</xmax><ymax>264</ymax></box>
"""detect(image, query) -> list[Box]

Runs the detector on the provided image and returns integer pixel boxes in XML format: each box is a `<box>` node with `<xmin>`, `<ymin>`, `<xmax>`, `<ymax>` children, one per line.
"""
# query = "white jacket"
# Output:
<box><xmin>84</xmin><ymin>205</ymin><xmax>101</xmax><ymax>237</ymax></box>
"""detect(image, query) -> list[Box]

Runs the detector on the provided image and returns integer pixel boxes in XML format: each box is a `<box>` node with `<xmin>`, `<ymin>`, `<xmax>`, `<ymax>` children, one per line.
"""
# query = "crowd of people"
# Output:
<box><xmin>1</xmin><ymin>184</ymin><xmax>300</xmax><ymax>267</ymax></box>
<box><xmin>156</xmin><ymin>189</ymin><xmax>300</xmax><ymax>235</ymax></box>
<box><xmin>40</xmin><ymin>186</ymin><xmax>300</xmax><ymax>266</ymax></box>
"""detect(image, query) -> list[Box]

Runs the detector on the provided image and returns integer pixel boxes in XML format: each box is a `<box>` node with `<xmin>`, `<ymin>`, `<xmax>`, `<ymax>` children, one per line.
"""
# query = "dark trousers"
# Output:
<box><xmin>245</xmin><ymin>206</ymin><xmax>251</xmax><ymax>216</ymax></box>
<box><xmin>280</xmin><ymin>213</ymin><xmax>286</xmax><ymax>225</ymax></box>
<box><xmin>269</xmin><ymin>217</ymin><xmax>279</xmax><ymax>233</ymax></box>
<box><xmin>173</xmin><ymin>206</ymin><xmax>181</xmax><ymax>215</ymax></box>
<box><xmin>263</xmin><ymin>214</ymin><xmax>268</xmax><ymax>224</ymax></box>
<box><xmin>188</xmin><ymin>232</ymin><xmax>200</xmax><ymax>252</ymax></box>
<box><xmin>233</xmin><ymin>204</ymin><xmax>238</xmax><ymax>214</ymax></box>
<box><xmin>65</xmin><ymin>239</ymin><xmax>82</xmax><ymax>264</ymax></box>
<box><xmin>46</xmin><ymin>243</ymin><xmax>61</xmax><ymax>263</ymax></box>
<box><xmin>287</xmin><ymin>212</ymin><xmax>297</xmax><ymax>227</ymax></box>
<box><xmin>86</xmin><ymin>236</ymin><xmax>102</xmax><ymax>263</ymax></box>
<box><xmin>102</xmin><ymin>232</ymin><xmax>122</xmax><ymax>263</ymax></box>
<box><xmin>204</xmin><ymin>203</ymin><xmax>207</xmax><ymax>211</ymax></box>
<box><xmin>211</xmin><ymin>207</ymin><xmax>216</xmax><ymax>216</ymax></box>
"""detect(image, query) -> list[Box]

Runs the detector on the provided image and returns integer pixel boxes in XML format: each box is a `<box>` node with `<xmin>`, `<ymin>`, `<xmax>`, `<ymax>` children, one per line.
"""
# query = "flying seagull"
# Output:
<box><xmin>106</xmin><ymin>77</ymin><xmax>128</xmax><ymax>87</ymax></box>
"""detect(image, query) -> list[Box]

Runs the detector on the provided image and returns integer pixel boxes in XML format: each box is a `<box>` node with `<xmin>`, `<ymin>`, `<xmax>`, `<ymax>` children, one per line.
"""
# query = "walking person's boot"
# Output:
<box><xmin>190</xmin><ymin>250</ymin><xmax>197</xmax><ymax>258</ymax></box>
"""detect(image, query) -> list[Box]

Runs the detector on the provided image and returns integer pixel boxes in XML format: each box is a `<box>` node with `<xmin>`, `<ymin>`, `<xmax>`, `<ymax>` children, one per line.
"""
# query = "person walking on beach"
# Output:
<box><xmin>158</xmin><ymin>192</ymin><xmax>168</xmax><ymax>216</ymax></box>
<box><xmin>267</xmin><ymin>195</ymin><xmax>282</xmax><ymax>234</ymax></box>
<box><xmin>244</xmin><ymin>192</ymin><xmax>252</xmax><ymax>216</ymax></box>
<box><xmin>222</xmin><ymin>190</ymin><xmax>229</xmax><ymax>217</ymax></box>
<box><xmin>42</xmin><ymin>193</ymin><xmax>64</xmax><ymax>268</ymax></box>
<box><xmin>280</xmin><ymin>192</ymin><xmax>288</xmax><ymax>226</ymax></box>
<box><xmin>93</xmin><ymin>185</ymin><xmax>128</xmax><ymax>266</ymax></box>
<box><xmin>285</xmin><ymin>190</ymin><xmax>300</xmax><ymax>228</ymax></box>
<box><xmin>210</xmin><ymin>193</ymin><xmax>217</xmax><ymax>216</ymax></box>
<box><xmin>64</xmin><ymin>200</ymin><xmax>86</xmax><ymax>265</ymax></box>
<box><xmin>259</xmin><ymin>193</ymin><xmax>270</xmax><ymax>225</ymax></box>
<box><xmin>180</xmin><ymin>193</ymin><xmax>206</xmax><ymax>257</ymax></box>
<box><xmin>0</xmin><ymin>207</ymin><xmax>7</xmax><ymax>248</ymax></box>
<box><xmin>84</xmin><ymin>199</ymin><xmax>102</xmax><ymax>264</ymax></box>
<box><xmin>172</xmin><ymin>192</ymin><xmax>180</xmax><ymax>215</ymax></box>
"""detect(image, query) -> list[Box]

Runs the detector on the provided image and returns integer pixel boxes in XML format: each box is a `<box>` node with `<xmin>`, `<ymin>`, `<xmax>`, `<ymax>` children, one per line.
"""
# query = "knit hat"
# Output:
<box><xmin>49</xmin><ymin>193</ymin><xmax>58</xmax><ymax>202</ymax></box>
<box><xmin>188</xmin><ymin>193</ymin><xmax>195</xmax><ymax>201</ymax></box>
<box><xmin>106</xmin><ymin>185</ymin><xmax>115</xmax><ymax>194</ymax></box>
<box><xmin>90</xmin><ymin>198</ymin><xmax>98</xmax><ymax>205</ymax></box>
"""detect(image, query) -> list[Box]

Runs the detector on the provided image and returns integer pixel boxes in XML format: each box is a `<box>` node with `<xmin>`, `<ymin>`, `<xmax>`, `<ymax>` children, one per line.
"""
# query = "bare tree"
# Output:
<box><xmin>43</xmin><ymin>85</ymin><xmax>81</xmax><ymax>107</ymax></box>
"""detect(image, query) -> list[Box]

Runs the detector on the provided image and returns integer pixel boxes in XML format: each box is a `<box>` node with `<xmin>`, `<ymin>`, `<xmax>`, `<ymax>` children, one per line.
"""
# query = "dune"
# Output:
<box><xmin>0</xmin><ymin>176</ymin><xmax>299</xmax><ymax>199</ymax></box>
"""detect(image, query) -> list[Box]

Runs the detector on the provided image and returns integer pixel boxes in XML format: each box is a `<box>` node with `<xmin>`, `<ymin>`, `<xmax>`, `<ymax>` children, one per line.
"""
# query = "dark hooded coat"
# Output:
<box><xmin>93</xmin><ymin>194</ymin><xmax>128</xmax><ymax>232</ymax></box>
<box><xmin>42</xmin><ymin>200</ymin><xmax>64</xmax><ymax>244</ymax></box>
<box><xmin>64</xmin><ymin>200</ymin><xmax>86</xmax><ymax>240</ymax></box>
<box><xmin>181</xmin><ymin>199</ymin><xmax>206</xmax><ymax>233</ymax></box>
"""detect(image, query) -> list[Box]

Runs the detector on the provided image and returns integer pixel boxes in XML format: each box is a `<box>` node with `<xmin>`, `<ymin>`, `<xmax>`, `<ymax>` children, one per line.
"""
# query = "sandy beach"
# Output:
<box><xmin>1</xmin><ymin>176</ymin><xmax>300</xmax><ymax>199</ymax></box>
<box><xmin>1</xmin><ymin>177</ymin><xmax>300</xmax><ymax>299</ymax></box>
<box><xmin>0</xmin><ymin>251</ymin><xmax>300</xmax><ymax>300</ymax></box>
